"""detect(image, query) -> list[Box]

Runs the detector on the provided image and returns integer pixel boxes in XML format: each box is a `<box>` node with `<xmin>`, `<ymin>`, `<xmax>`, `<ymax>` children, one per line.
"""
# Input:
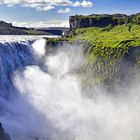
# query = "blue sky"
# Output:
<box><xmin>0</xmin><ymin>0</ymin><xmax>140</xmax><ymax>27</ymax></box>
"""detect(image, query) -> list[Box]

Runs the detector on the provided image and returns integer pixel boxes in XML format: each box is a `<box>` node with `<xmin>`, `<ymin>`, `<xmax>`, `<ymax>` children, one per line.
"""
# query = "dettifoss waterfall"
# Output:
<box><xmin>0</xmin><ymin>37</ymin><xmax>140</xmax><ymax>140</ymax></box>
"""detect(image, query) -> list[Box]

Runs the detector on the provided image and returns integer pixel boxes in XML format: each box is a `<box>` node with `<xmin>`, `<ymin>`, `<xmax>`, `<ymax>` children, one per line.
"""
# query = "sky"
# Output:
<box><xmin>0</xmin><ymin>0</ymin><xmax>140</xmax><ymax>28</ymax></box>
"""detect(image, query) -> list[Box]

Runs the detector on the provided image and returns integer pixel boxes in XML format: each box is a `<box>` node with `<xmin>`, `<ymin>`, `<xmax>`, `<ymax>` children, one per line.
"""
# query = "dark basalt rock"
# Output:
<box><xmin>0</xmin><ymin>123</ymin><xmax>11</xmax><ymax>140</ymax></box>
<box><xmin>69</xmin><ymin>13</ymin><xmax>140</xmax><ymax>29</ymax></box>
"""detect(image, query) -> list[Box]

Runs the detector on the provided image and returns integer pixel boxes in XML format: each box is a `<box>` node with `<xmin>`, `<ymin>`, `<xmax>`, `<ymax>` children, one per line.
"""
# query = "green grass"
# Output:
<box><xmin>66</xmin><ymin>24</ymin><xmax>140</xmax><ymax>86</ymax></box>
<box><xmin>69</xmin><ymin>24</ymin><xmax>140</xmax><ymax>49</ymax></box>
<box><xmin>46</xmin><ymin>24</ymin><xmax>140</xmax><ymax>86</ymax></box>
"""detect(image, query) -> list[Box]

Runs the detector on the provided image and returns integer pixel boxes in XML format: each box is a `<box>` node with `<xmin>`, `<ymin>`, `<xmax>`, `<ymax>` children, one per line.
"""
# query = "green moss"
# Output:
<box><xmin>69</xmin><ymin>24</ymin><xmax>140</xmax><ymax>48</ymax></box>
<box><xmin>65</xmin><ymin>24</ymin><xmax>140</xmax><ymax>86</ymax></box>
<box><xmin>41</xmin><ymin>24</ymin><xmax>140</xmax><ymax>87</ymax></box>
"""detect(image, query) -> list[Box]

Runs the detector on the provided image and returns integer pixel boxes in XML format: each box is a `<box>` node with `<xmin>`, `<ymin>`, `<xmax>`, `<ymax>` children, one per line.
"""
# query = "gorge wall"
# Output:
<box><xmin>69</xmin><ymin>13</ymin><xmax>140</xmax><ymax>29</ymax></box>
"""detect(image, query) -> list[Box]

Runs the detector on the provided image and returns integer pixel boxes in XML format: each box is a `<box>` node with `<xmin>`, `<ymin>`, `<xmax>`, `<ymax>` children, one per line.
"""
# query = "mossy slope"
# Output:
<box><xmin>66</xmin><ymin>25</ymin><xmax>140</xmax><ymax>87</ymax></box>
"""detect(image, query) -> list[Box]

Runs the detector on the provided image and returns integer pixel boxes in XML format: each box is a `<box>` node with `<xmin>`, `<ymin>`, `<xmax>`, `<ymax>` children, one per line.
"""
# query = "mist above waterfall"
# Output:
<box><xmin>0</xmin><ymin>38</ymin><xmax>140</xmax><ymax>140</ymax></box>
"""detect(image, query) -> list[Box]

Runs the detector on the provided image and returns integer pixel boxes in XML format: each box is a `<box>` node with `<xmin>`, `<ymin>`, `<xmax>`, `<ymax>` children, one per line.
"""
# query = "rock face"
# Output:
<box><xmin>0</xmin><ymin>21</ymin><xmax>27</xmax><ymax>35</ymax></box>
<box><xmin>0</xmin><ymin>123</ymin><xmax>11</xmax><ymax>140</ymax></box>
<box><xmin>69</xmin><ymin>14</ymin><xmax>122</xmax><ymax>29</ymax></box>
<box><xmin>0</xmin><ymin>21</ymin><xmax>12</xmax><ymax>27</ymax></box>
<box><xmin>69</xmin><ymin>13</ymin><xmax>140</xmax><ymax>29</ymax></box>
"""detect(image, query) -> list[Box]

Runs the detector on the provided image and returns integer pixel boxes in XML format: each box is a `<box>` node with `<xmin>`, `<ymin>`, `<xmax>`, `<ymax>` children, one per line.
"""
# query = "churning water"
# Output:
<box><xmin>0</xmin><ymin>38</ymin><xmax>140</xmax><ymax>140</ymax></box>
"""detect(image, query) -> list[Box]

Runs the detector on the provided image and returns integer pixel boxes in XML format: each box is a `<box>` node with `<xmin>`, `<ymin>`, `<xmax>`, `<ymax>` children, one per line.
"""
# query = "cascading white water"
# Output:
<box><xmin>0</xmin><ymin>38</ymin><xmax>140</xmax><ymax>140</ymax></box>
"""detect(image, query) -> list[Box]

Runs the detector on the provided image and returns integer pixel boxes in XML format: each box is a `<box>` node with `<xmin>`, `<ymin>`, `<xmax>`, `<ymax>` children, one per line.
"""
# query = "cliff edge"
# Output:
<box><xmin>69</xmin><ymin>13</ymin><xmax>140</xmax><ymax>29</ymax></box>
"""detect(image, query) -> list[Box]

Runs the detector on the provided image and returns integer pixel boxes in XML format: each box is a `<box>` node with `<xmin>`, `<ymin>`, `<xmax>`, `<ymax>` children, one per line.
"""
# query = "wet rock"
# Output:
<box><xmin>0</xmin><ymin>123</ymin><xmax>11</xmax><ymax>140</ymax></box>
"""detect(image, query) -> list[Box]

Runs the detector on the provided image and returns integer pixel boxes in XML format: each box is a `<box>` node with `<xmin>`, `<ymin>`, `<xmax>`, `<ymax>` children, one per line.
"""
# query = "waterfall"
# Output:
<box><xmin>0</xmin><ymin>41</ymin><xmax>38</xmax><ymax>98</ymax></box>
<box><xmin>0</xmin><ymin>38</ymin><xmax>140</xmax><ymax>140</ymax></box>
<box><xmin>0</xmin><ymin>39</ymin><xmax>48</xmax><ymax>140</ymax></box>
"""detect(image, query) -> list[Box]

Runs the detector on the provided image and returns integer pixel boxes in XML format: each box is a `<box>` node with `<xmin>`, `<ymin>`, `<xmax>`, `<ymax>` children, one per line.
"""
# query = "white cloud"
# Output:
<box><xmin>81</xmin><ymin>0</ymin><xmax>93</xmax><ymax>7</ymax></box>
<box><xmin>73</xmin><ymin>0</ymin><xmax>93</xmax><ymax>7</ymax></box>
<box><xmin>58</xmin><ymin>8</ymin><xmax>71</xmax><ymax>13</ymax></box>
<box><xmin>74</xmin><ymin>0</ymin><xmax>93</xmax><ymax>7</ymax></box>
<box><xmin>36</xmin><ymin>5</ymin><xmax>55</xmax><ymax>11</ymax></box>
<box><xmin>12</xmin><ymin>20</ymin><xmax>70</xmax><ymax>28</ymax></box>
<box><xmin>0</xmin><ymin>0</ymin><xmax>93</xmax><ymax>12</ymax></box>
<box><xmin>73</xmin><ymin>1</ymin><xmax>81</xmax><ymax>7</ymax></box>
